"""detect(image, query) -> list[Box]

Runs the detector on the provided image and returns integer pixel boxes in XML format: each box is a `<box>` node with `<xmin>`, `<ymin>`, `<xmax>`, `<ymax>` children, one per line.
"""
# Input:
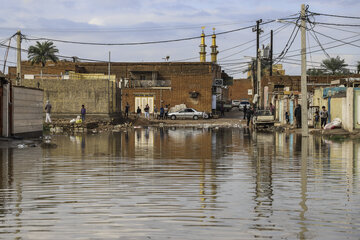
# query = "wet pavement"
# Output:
<box><xmin>0</xmin><ymin>128</ymin><xmax>359</xmax><ymax>239</ymax></box>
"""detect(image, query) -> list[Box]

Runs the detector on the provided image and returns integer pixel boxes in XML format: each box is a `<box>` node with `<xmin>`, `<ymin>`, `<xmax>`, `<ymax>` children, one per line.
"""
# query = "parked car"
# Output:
<box><xmin>252</xmin><ymin>110</ymin><xmax>275</xmax><ymax>129</ymax></box>
<box><xmin>232</xmin><ymin>100</ymin><xmax>241</xmax><ymax>107</ymax></box>
<box><xmin>238</xmin><ymin>100</ymin><xmax>250</xmax><ymax>111</ymax></box>
<box><xmin>168</xmin><ymin>108</ymin><xmax>208</xmax><ymax>120</ymax></box>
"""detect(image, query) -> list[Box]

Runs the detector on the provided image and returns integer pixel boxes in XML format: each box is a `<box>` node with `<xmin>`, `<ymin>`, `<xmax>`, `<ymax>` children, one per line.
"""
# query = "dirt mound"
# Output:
<box><xmin>132</xmin><ymin>118</ymin><xmax>151</xmax><ymax>126</ymax></box>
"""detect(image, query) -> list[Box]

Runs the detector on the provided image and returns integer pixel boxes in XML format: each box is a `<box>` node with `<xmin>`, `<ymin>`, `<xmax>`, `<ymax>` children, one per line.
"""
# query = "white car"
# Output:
<box><xmin>238</xmin><ymin>100</ymin><xmax>250</xmax><ymax>110</ymax></box>
<box><xmin>168</xmin><ymin>108</ymin><xmax>208</xmax><ymax>120</ymax></box>
<box><xmin>232</xmin><ymin>100</ymin><xmax>241</xmax><ymax>107</ymax></box>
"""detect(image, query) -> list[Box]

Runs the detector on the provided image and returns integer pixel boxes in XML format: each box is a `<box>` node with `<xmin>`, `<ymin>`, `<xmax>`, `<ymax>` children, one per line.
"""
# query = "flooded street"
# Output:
<box><xmin>0</xmin><ymin>128</ymin><xmax>360</xmax><ymax>239</ymax></box>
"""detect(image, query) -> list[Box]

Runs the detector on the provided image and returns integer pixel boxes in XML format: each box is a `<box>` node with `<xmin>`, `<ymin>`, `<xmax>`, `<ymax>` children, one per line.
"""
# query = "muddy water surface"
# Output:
<box><xmin>0</xmin><ymin>128</ymin><xmax>359</xmax><ymax>239</ymax></box>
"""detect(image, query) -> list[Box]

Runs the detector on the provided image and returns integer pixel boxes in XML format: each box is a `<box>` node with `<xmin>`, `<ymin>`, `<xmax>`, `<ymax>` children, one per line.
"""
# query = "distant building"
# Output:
<box><xmin>228</xmin><ymin>78</ymin><xmax>252</xmax><ymax>101</ymax></box>
<box><xmin>8</xmin><ymin>61</ymin><xmax>225</xmax><ymax>117</ymax></box>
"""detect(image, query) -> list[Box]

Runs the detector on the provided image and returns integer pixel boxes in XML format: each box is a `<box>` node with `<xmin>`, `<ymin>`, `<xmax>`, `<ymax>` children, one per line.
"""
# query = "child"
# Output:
<box><xmin>285</xmin><ymin>112</ymin><xmax>290</xmax><ymax>124</ymax></box>
<box><xmin>314</xmin><ymin>110</ymin><xmax>320</xmax><ymax>129</ymax></box>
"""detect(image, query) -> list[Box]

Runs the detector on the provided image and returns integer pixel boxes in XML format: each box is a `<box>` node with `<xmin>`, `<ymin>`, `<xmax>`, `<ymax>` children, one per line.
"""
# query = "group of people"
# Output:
<box><xmin>243</xmin><ymin>102</ymin><xmax>329</xmax><ymax>129</ymax></box>
<box><xmin>124</xmin><ymin>102</ymin><xmax>169</xmax><ymax>119</ymax></box>
<box><xmin>294</xmin><ymin>104</ymin><xmax>328</xmax><ymax>129</ymax></box>
<box><xmin>45</xmin><ymin>100</ymin><xmax>86</xmax><ymax>123</ymax></box>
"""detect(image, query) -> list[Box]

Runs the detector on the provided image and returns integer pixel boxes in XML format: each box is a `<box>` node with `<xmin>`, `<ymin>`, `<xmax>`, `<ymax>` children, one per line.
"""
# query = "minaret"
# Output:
<box><xmin>199</xmin><ymin>27</ymin><xmax>206</xmax><ymax>62</ymax></box>
<box><xmin>210</xmin><ymin>28</ymin><xmax>218</xmax><ymax>63</ymax></box>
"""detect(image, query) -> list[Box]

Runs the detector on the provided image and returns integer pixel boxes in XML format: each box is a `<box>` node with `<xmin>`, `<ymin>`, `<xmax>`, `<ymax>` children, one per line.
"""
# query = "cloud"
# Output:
<box><xmin>0</xmin><ymin>0</ymin><xmax>359</xmax><ymax>77</ymax></box>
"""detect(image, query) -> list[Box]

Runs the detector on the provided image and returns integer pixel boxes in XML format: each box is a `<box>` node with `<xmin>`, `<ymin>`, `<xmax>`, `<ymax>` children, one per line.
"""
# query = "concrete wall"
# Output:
<box><xmin>21</xmin><ymin>78</ymin><xmax>119</xmax><ymax>117</ymax></box>
<box><xmin>343</xmin><ymin>88</ymin><xmax>354</xmax><ymax>132</ymax></box>
<box><xmin>12</xmin><ymin>86</ymin><xmax>43</xmax><ymax>136</ymax></box>
<box><xmin>313</xmin><ymin>88</ymin><xmax>328</xmax><ymax>109</ymax></box>
<box><xmin>330</xmin><ymin>97</ymin><xmax>343</xmax><ymax>121</ymax></box>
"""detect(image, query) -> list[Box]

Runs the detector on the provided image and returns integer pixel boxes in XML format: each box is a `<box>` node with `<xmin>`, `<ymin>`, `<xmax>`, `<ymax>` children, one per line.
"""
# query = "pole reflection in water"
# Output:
<box><xmin>0</xmin><ymin>128</ymin><xmax>359</xmax><ymax>239</ymax></box>
<box><xmin>299</xmin><ymin>137</ymin><xmax>308</xmax><ymax>239</ymax></box>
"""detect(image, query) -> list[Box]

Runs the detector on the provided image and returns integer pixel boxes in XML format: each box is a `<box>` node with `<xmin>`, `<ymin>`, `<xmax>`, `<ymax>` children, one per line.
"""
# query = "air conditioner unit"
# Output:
<box><xmin>214</xmin><ymin>79</ymin><xmax>223</xmax><ymax>86</ymax></box>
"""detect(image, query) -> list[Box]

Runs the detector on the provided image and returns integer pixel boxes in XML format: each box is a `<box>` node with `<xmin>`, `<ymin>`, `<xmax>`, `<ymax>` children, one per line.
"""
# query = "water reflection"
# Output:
<box><xmin>0</xmin><ymin>128</ymin><xmax>359</xmax><ymax>239</ymax></box>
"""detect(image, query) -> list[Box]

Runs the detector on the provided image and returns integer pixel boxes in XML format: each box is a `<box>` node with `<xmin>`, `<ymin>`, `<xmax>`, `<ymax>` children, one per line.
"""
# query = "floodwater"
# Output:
<box><xmin>0</xmin><ymin>128</ymin><xmax>359</xmax><ymax>239</ymax></box>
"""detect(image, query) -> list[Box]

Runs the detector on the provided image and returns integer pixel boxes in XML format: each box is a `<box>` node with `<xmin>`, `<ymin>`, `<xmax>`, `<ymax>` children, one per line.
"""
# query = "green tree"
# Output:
<box><xmin>28</xmin><ymin>41</ymin><xmax>59</xmax><ymax>77</ymax></box>
<box><xmin>320</xmin><ymin>56</ymin><xmax>348</xmax><ymax>75</ymax></box>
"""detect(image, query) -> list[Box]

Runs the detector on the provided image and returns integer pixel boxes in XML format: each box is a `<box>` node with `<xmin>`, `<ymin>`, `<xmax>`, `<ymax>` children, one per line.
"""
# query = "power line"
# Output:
<box><xmin>309</xmin><ymin>12</ymin><xmax>360</xmax><ymax>20</ymax></box>
<box><xmin>311</xmin><ymin>29</ymin><xmax>360</xmax><ymax>48</ymax></box>
<box><xmin>284</xmin><ymin>36</ymin><xmax>360</xmax><ymax>58</ymax></box>
<box><xmin>21</xmin><ymin>20</ymin><xmax>279</xmax><ymax>46</ymax></box>
<box><xmin>273</xmin><ymin>31</ymin><xmax>360</xmax><ymax>56</ymax></box>
<box><xmin>273</xmin><ymin>18</ymin><xmax>301</xmax><ymax>64</ymax></box>
<box><xmin>218</xmin><ymin>22</ymin><xmax>291</xmax><ymax>61</ymax></box>
<box><xmin>311</xmin><ymin>22</ymin><xmax>360</xmax><ymax>27</ymax></box>
<box><xmin>307</xmin><ymin>26</ymin><xmax>331</xmax><ymax>58</ymax></box>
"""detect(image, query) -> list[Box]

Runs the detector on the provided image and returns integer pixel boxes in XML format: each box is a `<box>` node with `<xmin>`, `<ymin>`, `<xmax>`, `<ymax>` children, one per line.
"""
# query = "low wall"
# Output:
<box><xmin>22</xmin><ymin>78</ymin><xmax>120</xmax><ymax>116</ymax></box>
<box><xmin>13</xmin><ymin>86</ymin><xmax>43</xmax><ymax>137</ymax></box>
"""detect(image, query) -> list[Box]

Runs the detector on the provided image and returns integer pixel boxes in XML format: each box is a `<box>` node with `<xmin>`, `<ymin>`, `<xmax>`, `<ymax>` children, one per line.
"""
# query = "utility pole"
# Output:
<box><xmin>257</xmin><ymin>49</ymin><xmax>262</xmax><ymax>108</ymax></box>
<box><xmin>252</xmin><ymin>19</ymin><xmax>263</xmax><ymax>109</ymax></box>
<box><xmin>16</xmin><ymin>30</ymin><xmax>21</xmax><ymax>86</ymax></box>
<box><xmin>301</xmin><ymin>4</ymin><xmax>308</xmax><ymax>137</ymax></box>
<box><xmin>108</xmin><ymin>51</ymin><xmax>111</xmax><ymax>114</ymax></box>
<box><xmin>270</xmin><ymin>30</ymin><xmax>273</xmax><ymax>76</ymax></box>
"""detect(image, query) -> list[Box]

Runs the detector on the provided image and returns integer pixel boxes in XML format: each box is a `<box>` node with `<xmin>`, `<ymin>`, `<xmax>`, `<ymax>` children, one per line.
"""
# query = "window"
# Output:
<box><xmin>140</xmin><ymin>75</ymin><xmax>146</xmax><ymax>80</ymax></box>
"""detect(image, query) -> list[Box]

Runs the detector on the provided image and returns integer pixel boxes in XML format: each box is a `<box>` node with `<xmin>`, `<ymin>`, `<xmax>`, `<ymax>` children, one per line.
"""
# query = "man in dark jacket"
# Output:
<box><xmin>243</xmin><ymin>105</ymin><xmax>247</xmax><ymax>120</ymax></box>
<box><xmin>294</xmin><ymin>104</ymin><xmax>301</xmax><ymax>128</ymax></box>
<box><xmin>246</xmin><ymin>107</ymin><xmax>254</xmax><ymax>127</ymax></box>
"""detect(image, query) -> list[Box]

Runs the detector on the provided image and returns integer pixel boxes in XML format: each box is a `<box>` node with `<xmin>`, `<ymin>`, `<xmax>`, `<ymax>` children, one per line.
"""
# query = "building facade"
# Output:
<box><xmin>9</xmin><ymin>61</ymin><xmax>223</xmax><ymax>117</ymax></box>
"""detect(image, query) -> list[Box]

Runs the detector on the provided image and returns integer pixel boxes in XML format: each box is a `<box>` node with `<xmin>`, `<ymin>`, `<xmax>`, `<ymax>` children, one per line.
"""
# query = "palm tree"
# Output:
<box><xmin>28</xmin><ymin>41</ymin><xmax>59</xmax><ymax>78</ymax></box>
<box><xmin>320</xmin><ymin>56</ymin><xmax>348</xmax><ymax>75</ymax></box>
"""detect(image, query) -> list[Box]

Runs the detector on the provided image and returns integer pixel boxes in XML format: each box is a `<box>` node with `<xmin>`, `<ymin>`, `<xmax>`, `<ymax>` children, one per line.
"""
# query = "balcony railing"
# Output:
<box><xmin>131</xmin><ymin>80</ymin><xmax>171</xmax><ymax>88</ymax></box>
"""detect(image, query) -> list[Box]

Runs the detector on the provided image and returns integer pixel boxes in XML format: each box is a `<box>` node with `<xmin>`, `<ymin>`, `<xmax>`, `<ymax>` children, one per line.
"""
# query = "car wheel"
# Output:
<box><xmin>193</xmin><ymin>115</ymin><xmax>199</xmax><ymax>120</ymax></box>
<box><xmin>171</xmin><ymin>115</ymin><xmax>176</xmax><ymax>120</ymax></box>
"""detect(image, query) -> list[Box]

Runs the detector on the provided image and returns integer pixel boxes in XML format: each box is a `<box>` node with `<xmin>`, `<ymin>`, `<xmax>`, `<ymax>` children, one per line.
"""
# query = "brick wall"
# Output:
<box><xmin>122</xmin><ymin>74</ymin><xmax>213</xmax><ymax>113</ymax></box>
<box><xmin>228</xmin><ymin>78</ymin><xmax>252</xmax><ymax>101</ymax></box>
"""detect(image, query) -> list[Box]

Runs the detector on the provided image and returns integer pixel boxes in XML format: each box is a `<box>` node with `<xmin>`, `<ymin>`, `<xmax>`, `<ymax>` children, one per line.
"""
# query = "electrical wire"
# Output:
<box><xmin>310</xmin><ymin>29</ymin><xmax>360</xmax><ymax>48</ymax></box>
<box><xmin>218</xmin><ymin>22</ymin><xmax>291</xmax><ymax>61</ymax></box>
<box><xmin>273</xmin><ymin>18</ymin><xmax>300</xmax><ymax>64</ymax></box>
<box><xmin>22</xmin><ymin>20</ymin><xmax>275</xmax><ymax>46</ymax></box>
<box><xmin>311</xmin><ymin>22</ymin><xmax>360</xmax><ymax>27</ymax></box>
<box><xmin>307</xmin><ymin>28</ymin><xmax>331</xmax><ymax>58</ymax></box>
<box><xmin>283</xmin><ymin>36</ymin><xmax>360</xmax><ymax>58</ymax></box>
<box><xmin>309</xmin><ymin>12</ymin><xmax>360</xmax><ymax>20</ymax></box>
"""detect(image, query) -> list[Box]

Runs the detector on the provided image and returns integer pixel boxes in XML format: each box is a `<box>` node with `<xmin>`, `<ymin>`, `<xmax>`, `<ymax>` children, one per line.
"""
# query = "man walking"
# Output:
<box><xmin>320</xmin><ymin>106</ymin><xmax>328</xmax><ymax>128</ymax></box>
<box><xmin>125</xmin><ymin>102</ymin><xmax>130</xmax><ymax>118</ymax></box>
<box><xmin>243</xmin><ymin>105</ymin><xmax>247</xmax><ymax>120</ymax></box>
<box><xmin>45</xmin><ymin>100</ymin><xmax>52</xmax><ymax>123</ymax></box>
<box><xmin>246</xmin><ymin>106</ymin><xmax>254</xmax><ymax>127</ymax></box>
<box><xmin>294</xmin><ymin>104</ymin><xmax>301</xmax><ymax>128</ymax></box>
<box><xmin>81</xmin><ymin>105</ymin><xmax>86</xmax><ymax>122</ymax></box>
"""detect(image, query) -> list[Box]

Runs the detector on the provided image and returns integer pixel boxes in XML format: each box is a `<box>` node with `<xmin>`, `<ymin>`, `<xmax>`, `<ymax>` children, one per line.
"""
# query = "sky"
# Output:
<box><xmin>0</xmin><ymin>0</ymin><xmax>360</xmax><ymax>78</ymax></box>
